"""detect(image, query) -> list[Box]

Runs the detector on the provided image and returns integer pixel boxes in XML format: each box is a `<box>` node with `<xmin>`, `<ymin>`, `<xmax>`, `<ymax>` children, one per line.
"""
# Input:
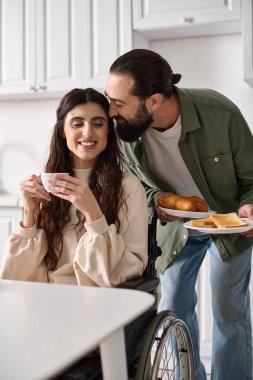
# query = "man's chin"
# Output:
<box><xmin>116</xmin><ymin>127</ymin><xmax>142</xmax><ymax>142</ymax></box>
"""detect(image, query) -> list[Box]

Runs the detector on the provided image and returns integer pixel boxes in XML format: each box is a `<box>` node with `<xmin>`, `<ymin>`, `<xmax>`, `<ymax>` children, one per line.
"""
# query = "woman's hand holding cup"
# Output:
<box><xmin>20</xmin><ymin>174</ymin><xmax>52</xmax><ymax>228</ymax></box>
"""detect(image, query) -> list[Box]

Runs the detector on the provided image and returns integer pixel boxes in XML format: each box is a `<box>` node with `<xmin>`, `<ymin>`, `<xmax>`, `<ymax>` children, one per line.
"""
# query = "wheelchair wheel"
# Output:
<box><xmin>134</xmin><ymin>310</ymin><xmax>195</xmax><ymax>380</ymax></box>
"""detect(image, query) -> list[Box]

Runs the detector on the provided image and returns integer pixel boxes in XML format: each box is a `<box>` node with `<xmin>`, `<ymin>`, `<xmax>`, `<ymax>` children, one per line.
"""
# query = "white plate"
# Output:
<box><xmin>160</xmin><ymin>207</ymin><xmax>216</xmax><ymax>219</ymax></box>
<box><xmin>184</xmin><ymin>218</ymin><xmax>253</xmax><ymax>234</ymax></box>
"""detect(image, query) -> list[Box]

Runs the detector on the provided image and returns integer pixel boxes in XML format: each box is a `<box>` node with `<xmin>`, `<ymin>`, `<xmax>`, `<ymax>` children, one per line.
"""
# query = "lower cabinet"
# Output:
<box><xmin>0</xmin><ymin>203</ymin><xmax>23</xmax><ymax>264</ymax></box>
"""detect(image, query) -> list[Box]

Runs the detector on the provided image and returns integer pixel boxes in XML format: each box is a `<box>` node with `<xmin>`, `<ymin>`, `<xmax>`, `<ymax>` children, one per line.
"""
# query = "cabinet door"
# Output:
<box><xmin>0</xmin><ymin>0</ymin><xmax>35</xmax><ymax>95</ymax></box>
<box><xmin>0</xmin><ymin>208</ymin><xmax>23</xmax><ymax>264</ymax></box>
<box><xmin>0</xmin><ymin>0</ymin><xmax>133</xmax><ymax>98</ymax></box>
<box><xmin>242</xmin><ymin>0</ymin><xmax>253</xmax><ymax>86</ymax></box>
<box><xmin>82</xmin><ymin>0</ymin><xmax>132</xmax><ymax>89</ymax></box>
<box><xmin>35</xmin><ymin>0</ymin><xmax>83</xmax><ymax>93</ymax></box>
<box><xmin>0</xmin><ymin>0</ymin><xmax>82</xmax><ymax>95</ymax></box>
<box><xmin>132</xmin><ymin>0</ymin><xmax>241</xmax><ymax>39</ymax></box>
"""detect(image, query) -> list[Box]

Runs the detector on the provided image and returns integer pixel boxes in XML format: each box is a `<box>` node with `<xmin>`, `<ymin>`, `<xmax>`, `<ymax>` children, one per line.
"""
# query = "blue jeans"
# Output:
<box><xmin>158</xmin><ymin>234</ymin><xmax>252</xmax><ymax>380</ymax></box>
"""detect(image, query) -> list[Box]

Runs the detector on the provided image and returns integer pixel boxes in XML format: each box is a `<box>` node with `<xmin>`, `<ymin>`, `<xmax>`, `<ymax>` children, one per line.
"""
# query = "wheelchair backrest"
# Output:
<box><xmin>144</xmin><ymin>209</ymin><xmax>162</xmax><ymax>277</ymax></box>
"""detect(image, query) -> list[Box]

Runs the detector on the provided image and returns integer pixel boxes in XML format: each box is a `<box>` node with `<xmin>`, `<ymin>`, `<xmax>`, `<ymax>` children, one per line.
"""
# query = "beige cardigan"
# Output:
<box><xmin>0</xmin><ymin>169</ymin><xmax>148</xmax><ymax>287</ymax></box>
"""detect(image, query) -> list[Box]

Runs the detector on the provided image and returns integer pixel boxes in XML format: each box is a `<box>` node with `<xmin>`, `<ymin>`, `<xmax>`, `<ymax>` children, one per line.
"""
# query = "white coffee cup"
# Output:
<box><xmin>41</xmin><ymin>173</ymin><xmax>69</xmax><ymax>192</ymax></box>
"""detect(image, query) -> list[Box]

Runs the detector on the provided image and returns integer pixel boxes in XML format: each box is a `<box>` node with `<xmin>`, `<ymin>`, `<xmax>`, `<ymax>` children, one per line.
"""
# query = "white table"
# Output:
<box><xmin>0</xmin><ymin>279</ymin><xmax>155</xmax><ymax>380</ymax></box>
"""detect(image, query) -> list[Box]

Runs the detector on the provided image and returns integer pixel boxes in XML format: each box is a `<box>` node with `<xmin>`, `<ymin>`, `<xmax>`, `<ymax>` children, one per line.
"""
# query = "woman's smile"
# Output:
<box><xmin>78</xmin><ymin>139</ymin><xmax>98</xmax><ymax>150</ymax></box>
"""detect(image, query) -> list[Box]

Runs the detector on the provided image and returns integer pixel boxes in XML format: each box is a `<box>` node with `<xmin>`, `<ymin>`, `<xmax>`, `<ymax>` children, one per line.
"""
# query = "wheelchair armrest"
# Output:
<box><xmin>116</xmin><ymin>276</ymin><xmax>159</xmax><ymax>293</ymax></box>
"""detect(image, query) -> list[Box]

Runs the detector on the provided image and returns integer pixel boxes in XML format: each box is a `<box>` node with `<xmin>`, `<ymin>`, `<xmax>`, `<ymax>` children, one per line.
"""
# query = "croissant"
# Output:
<box><xmin>158</xmin><ymin>194</ymin><xmax>208</xmax><ymax>212</ymax></box>
<box><xmin>190</xmin><ymin>196</ymin><xmax>208</xmax><ymax>212</ymax></box>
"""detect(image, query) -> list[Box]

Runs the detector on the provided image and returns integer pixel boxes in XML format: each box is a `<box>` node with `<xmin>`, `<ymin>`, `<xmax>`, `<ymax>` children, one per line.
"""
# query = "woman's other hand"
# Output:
<box><xmin>48</xmin><ymin>174</ymin><xmax>103</xmax><ymax>223</ymax></box>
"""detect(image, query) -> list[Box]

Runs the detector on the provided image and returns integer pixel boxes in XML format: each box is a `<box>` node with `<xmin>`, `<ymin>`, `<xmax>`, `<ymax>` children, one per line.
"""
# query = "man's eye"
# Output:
<box><xmin>115</xmin><ymin>103</ymin><xmax>123</xmax><ymax>108</ymax></box>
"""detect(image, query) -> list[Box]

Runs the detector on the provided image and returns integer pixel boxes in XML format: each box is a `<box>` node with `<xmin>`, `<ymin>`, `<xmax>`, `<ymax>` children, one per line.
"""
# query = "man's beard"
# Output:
<box><xmin>115</xmin><ymin>102</ymin><xmax>153</xmax><ymax>143</ymax></box>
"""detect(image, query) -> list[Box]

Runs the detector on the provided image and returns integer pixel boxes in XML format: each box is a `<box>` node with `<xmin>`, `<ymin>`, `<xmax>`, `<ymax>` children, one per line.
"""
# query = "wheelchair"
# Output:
<box><xmin>56</xmin><ymin>210</ymin><xmax>195</xmax><ymax>380</ymax></box>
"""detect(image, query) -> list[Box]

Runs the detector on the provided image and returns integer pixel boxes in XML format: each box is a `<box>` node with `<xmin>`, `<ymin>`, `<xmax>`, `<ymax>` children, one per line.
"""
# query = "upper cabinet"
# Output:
<box><xmin>0</xmin><ymin>0</ymin><xmax>132</xmax><ymax>99</ymax></box>
<box><xmin>242</xmin><ymin>0</ymin><xmax>253</xmax><ymax>86</ymax></box>
<box><xmin>81</xmin><ymin>0</ymin><xmax>132</xmax><ymax>90</ymax></box>
<box><xmin>132</xmin><ymin>0</ymin><xmax>241</xmax><ymax>39</ymax></box>
<box><xmin>0</xmin><ymin>0</ymin><xmax>83</xmax><ymax>97</ymax></box>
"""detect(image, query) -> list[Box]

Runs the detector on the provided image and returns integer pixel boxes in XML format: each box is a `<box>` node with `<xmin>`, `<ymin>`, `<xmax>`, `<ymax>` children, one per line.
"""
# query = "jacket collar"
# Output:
<box><xmin>174</xmin><ymin>87</ymin><xmax>202</xmax><ymax>140</ymax></box>
<box><xmin>125</xmin><ymin>137</ymin><xmax>173</xmax><ymax>192</ymax></box>
<box><xmin>132</xmin><ymin>87</ymin><xmax>202</xmax><ymax>143</ymax></box>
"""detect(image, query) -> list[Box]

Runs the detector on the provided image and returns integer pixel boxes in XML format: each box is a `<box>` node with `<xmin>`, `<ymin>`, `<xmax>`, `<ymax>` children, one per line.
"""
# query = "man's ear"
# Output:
<box><xmin>147</xmin><ymin>93</ymin><xmax>163</xmax><ymax>111</ymax></box>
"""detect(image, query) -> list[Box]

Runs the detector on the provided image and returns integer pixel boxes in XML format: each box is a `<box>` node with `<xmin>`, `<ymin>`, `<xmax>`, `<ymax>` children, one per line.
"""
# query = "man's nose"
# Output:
<box><xmin>109</xmin><ymin>102</ymin><xmax>118</xmax><ymax>118</ymax></box>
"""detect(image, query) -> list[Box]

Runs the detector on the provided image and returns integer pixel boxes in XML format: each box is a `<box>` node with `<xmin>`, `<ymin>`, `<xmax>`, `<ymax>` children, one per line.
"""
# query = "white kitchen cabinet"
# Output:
<box><xmin>0</xmin><ymin>0</ymin><xmax>132</xmax><ymax>99</ymax></box>
<box><xmin>0</xmin><ymin>197</ymin><xmax>23</xmax><ymax>265</ymax></box>
<box><xmin>0</xmin><ymin>0</ymin><xmax>34</xmax><ymax>96</ymax></box>
<box><xmin>81</xmin><ymin>0</ymin><xmax>132</xmax><ymax>90</ymax></box>
<box><xmin>0</xmin><ymin>0</ymin><xmax>83</xmax><ymax>97</ymax></box>
<box><xmin>132</xmin><ymin>0</ymin><xmax>241</xmax><ymax>40</ymax></box>
<box><xmin>242</xmin><ymin>0</ymin><xmax>253</xmax><ymax>86</ymax></box>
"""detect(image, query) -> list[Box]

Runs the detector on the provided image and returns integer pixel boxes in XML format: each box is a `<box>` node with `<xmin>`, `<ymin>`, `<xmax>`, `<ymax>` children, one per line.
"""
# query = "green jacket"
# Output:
<box><xmin>118</xmin><ymin>87</ymin><xmax>253</xmax><ymax>274</ymax></box>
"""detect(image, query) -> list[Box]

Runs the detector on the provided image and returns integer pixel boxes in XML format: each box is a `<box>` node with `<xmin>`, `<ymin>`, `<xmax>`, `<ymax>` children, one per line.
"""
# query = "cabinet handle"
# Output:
<box><xmin>27</xmin><ymin>85</ymin><xmax>37</xmax><ymax>91</ymax></box>
<box><xmin>179</xmin><ymin>17</ymin><xmax>194</xmax><ymax>23</ymax></box>
<box><xmin>35</xmin><ymin>85</ymin><xmax>47</xmax><ymax>91</ymax></box>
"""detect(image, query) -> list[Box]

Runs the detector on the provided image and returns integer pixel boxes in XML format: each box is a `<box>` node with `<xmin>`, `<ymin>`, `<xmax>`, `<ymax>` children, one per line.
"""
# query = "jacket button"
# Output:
<box><xmin>214</xmin><ymin>157</ymin><xmax>219</xmax><ymax>162</ymax></box>
<box><xmin>172</xmin><ymin>250</ymin><xmax>177</xmax><ymax>255</ymax></box>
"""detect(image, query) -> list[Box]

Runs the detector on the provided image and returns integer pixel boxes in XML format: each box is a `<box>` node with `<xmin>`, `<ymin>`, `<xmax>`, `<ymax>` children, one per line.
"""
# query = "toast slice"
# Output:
<box><xmin>191</xmin><ymin>217</ymin><xmax>216</xmax><ymax>228</ymax></box>
<box><xmin>209</xmin><ymin>212</ymin><xmax>248</xmax><ymax>228</ymax></box>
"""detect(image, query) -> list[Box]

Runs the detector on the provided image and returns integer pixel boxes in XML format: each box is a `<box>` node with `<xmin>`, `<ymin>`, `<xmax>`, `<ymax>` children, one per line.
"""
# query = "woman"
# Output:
<box><xmin>0</xmin><ymin>88</ymin><xmax>148</xmax><ymax>286</ymax></box>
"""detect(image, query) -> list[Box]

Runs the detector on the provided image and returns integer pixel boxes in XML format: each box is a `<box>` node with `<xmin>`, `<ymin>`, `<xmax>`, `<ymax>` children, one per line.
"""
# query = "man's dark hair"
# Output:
<box><xmin>110</xmin><ymin>49</ymin><xmax>181</xmax><ymax>99</ymax></box>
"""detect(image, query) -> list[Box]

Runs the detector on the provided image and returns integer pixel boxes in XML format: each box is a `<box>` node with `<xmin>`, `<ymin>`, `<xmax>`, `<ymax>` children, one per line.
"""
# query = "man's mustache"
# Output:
<box><xmin>114</xmin><ymin>117</ymin><xmax>126</xmax><ymax>125</ymax></box>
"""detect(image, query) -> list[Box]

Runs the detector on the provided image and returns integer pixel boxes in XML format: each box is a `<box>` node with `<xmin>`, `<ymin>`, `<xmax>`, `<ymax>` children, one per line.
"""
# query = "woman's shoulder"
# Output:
<box><xmin>122</xmin><ymin>171</ymin><xmax>144</xmax><ymax>192</ymax></box>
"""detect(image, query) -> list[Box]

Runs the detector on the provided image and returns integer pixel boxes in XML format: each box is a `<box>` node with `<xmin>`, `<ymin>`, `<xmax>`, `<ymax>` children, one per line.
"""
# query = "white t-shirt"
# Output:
<box><xmin>143</xmin><ymin>116</ymin><xmax>203</xmax><ymax>198</ymax></box>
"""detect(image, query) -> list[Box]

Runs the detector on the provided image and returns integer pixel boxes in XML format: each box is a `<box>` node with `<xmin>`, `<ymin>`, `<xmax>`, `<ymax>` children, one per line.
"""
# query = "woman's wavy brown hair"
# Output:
<box><xmin>36</xmin><ymin>88</ymin><xmax>124</xmax><ymax>272</ymax></box>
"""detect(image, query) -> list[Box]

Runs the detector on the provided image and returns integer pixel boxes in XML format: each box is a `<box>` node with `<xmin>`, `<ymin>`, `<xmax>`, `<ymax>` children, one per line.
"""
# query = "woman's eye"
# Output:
<box><xmin>73</xmin><ymin>123</ymin><xmax>83</xmax><ymax>127</ymax></box>
<box><xmin>93</xmin><ymin>123</ymin><xmax>103</xmax><ymax>127</ymax></box>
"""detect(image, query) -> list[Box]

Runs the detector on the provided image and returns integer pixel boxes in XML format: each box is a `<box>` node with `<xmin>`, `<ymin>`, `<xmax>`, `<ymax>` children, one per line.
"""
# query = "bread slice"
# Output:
<box><xmin>191</xmin><ymin>217</ymin><xmax>216</xmax><ymax>228</ymax></box>
<box><xmin>209</xmin><ymin>212</ymin><xmax>248</xmax><ymax>228</ymax></box>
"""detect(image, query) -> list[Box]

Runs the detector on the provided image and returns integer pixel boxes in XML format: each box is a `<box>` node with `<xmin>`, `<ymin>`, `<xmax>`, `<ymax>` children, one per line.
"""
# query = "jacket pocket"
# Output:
<box><xmin>201</xmin><ymin>151</ymin><xmax>238</xmax><ymax>197</ymax></box>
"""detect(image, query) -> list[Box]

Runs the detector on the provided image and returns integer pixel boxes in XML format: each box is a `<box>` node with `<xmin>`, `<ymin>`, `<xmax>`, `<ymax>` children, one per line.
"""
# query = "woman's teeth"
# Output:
<box><xmin>79</xmin><ymin>142</ymin><xmax>96</xmax><ymax>146</ymax></box>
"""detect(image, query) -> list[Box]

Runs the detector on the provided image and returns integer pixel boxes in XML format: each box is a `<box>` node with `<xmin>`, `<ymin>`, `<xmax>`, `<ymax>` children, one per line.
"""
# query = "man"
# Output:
<box><xmin>105</xmin><ymin>48</ymin><xmax>253</xmax><ymax>380</ymax></box>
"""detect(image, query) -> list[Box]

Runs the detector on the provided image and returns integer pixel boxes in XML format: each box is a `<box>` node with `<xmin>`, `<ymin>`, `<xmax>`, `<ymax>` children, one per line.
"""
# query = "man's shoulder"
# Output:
<box><xmin>177</xmin><ymin>87</ymin><xmax>238</xmax><ymax>113</ymax></box>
